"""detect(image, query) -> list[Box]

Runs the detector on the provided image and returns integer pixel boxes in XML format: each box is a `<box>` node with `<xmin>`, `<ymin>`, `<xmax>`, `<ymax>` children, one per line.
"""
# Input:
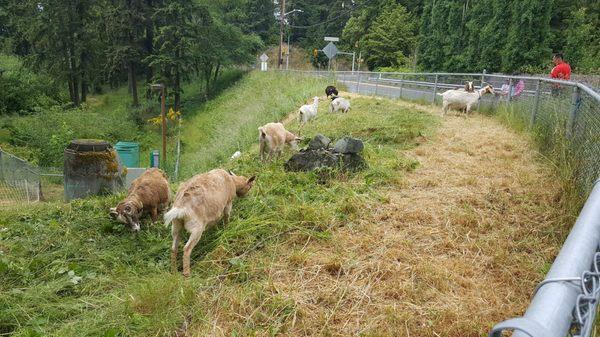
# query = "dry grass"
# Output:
<box><xmin>183</xmin><ymin>99</ymin><xmax>575</xmax><ymax>336</ymax></box>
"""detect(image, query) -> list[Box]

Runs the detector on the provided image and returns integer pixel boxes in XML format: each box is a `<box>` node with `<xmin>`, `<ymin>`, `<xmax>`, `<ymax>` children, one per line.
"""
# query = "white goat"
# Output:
<box><xmin>438</xmin><ymin>85</ymin><xmax>495</xmax><ymax>116</ymax></box>
<box><xmin>164</xmin><ymin>169</ymin><xmax>256</xmax><ymax>277</ymax></box>
<box><xmin>299</xmin><ymin>96</ymin><xmax>319</xmax><ymax>124</ymax></box>
<box><xmin>329</xmin><ymin>96</ymin><xmax>350</xmax><ymax>113</ymax></box>
<box><xmin>258</xmin><ymin>122</ymin><xmax>300</xmax><ymax>161</ymax></box>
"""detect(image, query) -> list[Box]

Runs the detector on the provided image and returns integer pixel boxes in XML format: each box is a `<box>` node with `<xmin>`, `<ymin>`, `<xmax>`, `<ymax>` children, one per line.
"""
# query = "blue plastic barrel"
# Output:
<box><xmin>115</xmin><ymin>141</ymin><xmax>140</xmax><ymax>168</ymax></box>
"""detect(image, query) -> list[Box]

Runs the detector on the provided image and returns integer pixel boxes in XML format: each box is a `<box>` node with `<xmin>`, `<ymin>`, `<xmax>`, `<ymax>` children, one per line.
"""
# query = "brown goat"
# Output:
<box><xmin>110</xmin><ymin>168</ymin><xmax>170</xmax><ymax>232</ymax></box>
<box><xmin>164</xmin><ymin>169</ymin><xmax>256</xmax><ymax>277</ymax></box>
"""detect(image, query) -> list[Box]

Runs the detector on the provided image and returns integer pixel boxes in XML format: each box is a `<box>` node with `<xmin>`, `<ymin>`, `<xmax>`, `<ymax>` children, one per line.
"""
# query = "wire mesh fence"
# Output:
<box><xmin>291</xmin><ymin>70</ymin><xmax>600</xmax><ymax>196</ymax></box>
<box><xmin>0</xmin><ymin>148</ymin><xmax>41</xmax><ymax>205</ymax></box>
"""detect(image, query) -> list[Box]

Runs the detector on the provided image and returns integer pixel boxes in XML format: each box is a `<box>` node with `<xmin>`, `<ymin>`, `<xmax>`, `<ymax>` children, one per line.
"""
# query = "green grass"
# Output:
<box><xmin>177</xmin><ymin>71</ymin><xmax>331</xmax><ymax>179</ymax></box>
<box><xmin>0</xmin><ymin>82</ymin><xmax>437</xmax><ymax>336</ymax></box>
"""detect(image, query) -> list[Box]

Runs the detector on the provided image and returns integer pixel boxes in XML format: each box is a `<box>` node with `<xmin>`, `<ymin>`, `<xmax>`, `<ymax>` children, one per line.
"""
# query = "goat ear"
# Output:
<box><xmin>228</xmin><ymin>170</ymin><xmax>236</xmax><ymax>176</ymax></box>
<box><xmin>109</xmin><ymin>207</ymin><xmax>118</xmax><ymax>219</ymax></box>
<box><xmin>247</xmin><ymin>175</ymin><xmax>256</xmax><ymax>183</ymax></box>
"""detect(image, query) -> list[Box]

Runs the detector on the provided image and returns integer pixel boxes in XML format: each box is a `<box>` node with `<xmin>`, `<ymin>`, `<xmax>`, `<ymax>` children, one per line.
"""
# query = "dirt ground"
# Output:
<box><xmin>192</xmin><ymin>101</ymin><xmax>573</xmax><ymax>336</ymax></box>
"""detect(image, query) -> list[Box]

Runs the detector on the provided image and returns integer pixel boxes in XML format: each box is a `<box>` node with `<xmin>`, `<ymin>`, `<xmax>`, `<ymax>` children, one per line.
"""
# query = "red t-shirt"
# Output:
<box><xmin>551</xmin><ymin>62</ymin><xmax>571</xmax><ymax>80</ymax></box>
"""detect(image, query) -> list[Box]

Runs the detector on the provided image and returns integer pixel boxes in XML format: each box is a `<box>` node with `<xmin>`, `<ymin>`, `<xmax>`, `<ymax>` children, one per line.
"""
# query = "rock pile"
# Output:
<box><xmin>284</xmin><ymin>134</ymin><xmax>367</xmax><ymax>172</ymax></box>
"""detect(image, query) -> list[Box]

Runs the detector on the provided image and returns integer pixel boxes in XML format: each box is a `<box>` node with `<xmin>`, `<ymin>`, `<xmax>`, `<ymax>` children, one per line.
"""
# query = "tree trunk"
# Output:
<box><xmin>129</xmin><ymin>61</ymin><xmax>139</xmax><ymax>106</ymax></box>
<box><xmin>81</xmin><ymin>77</ymin><xmax>88</xmax><ymax>103</ymax></box>
<box><xmin>204</xmin><ymin>64</ymin><xmax>212</xmax><ymax>97</ymax></box>
<box><xmin>213</xmin><ymin>63</ymin><xmax>220</xmax><ymax>84</ymax></box>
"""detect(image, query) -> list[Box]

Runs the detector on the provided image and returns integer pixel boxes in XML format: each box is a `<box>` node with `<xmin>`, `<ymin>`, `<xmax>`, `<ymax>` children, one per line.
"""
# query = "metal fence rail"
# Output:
<box><xmin>0</xmin><ymin>148</ymin><xmax>41</xmax><ymax>204</ymax></box>
<box><xmin>283</xmin><ymin>69</ymin><xmax>600</xmax><ymax>337</ymax></box>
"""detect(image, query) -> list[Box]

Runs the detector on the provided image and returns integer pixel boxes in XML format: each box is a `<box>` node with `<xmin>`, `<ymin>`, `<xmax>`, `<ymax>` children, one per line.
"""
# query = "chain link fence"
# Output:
<box><xmin>291</xmin><ymin>70</ymin><xmax>600</xmax><ymax>196</ymax></box>
<box><xmin>286</xmin><ymin>69</ymin><xmax>600</xmax><ymax>337</ymax></box>
<box><xmin>0</xmin><ymin>148</ymin><xmax>41</xmax><ymax>204</ymax></box>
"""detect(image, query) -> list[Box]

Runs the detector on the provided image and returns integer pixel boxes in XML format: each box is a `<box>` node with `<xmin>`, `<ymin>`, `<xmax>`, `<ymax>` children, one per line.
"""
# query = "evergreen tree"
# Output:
<box><xmin>502</xmin><ymin>0</ymin><xmax>553</xmax><ymax>72</ymax></box>
<box><xmin>361</xmin><ymin>3</ymin><xmax>416</xmax><ymax>70</ymax></box>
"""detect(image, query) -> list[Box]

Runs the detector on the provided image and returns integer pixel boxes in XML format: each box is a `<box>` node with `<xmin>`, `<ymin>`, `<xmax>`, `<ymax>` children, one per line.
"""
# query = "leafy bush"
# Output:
<box><xmin>0</xmin><ymin>54</ymin><xmax>66</xmax><ymax>115</ymax></box>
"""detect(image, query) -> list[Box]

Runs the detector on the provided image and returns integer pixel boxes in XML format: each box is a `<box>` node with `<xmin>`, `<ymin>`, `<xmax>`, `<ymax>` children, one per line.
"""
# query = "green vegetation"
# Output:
<box><xmin>0</xmin><ymin>86</ymin><xmax>437</xmax><ymax>336</ymax></box>
<box><xmin>1</xmin><ymin>69</ymin><xmax>245</xmax><ymax>167</ymax></box>
<box><xmin>0</xmin><ymin>54</ymin><xmax>66</xmax><ymax>115</ymax></box>
<box><xmin>178</xmin><ymin>71</ymin><xmax>328</xmax><ymax>178</ymax></box>
<box><xmin>1</xmin><ymin>0</ymin><xmax>265</xmax><ymax>110</ymax></box>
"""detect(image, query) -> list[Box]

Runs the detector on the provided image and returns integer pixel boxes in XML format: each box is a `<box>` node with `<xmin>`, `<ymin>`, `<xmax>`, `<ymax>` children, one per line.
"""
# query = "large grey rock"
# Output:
<box><xmin>333</xmin><ymin>137</ymin><xmax>364</xmax><ymax>154</ymax></box>
<box><xmin>308</xmin><ymin>134</ymin><xmax>331</xmax><ymax>150</ymax></box>
<box><xmin>284</xmin><ymin>149</ymin><xmax>339</xmax><ymax>172</ymax></box>
<box><xmin>341</xmin><ymin>153</ymin><xmax>368</xmax><ymax>172</ymax></box>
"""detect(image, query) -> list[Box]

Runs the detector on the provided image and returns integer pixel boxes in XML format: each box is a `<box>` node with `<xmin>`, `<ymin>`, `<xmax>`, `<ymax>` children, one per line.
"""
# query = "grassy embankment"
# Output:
<box><xmin>0</xmin><ymin>71</ymin><xmax>437</xmax><ymax>336</ymax></box>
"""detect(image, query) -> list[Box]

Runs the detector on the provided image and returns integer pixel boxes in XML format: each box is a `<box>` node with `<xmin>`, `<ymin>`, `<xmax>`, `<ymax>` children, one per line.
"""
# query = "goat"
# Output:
<box><xmin>325</xmin><ymin>86</ymin><xmax>338</xmax><ymax>99</ymax></box>
<box><xmin>329</xmin><ymin>96</ymin><xmax>350</xmax><ymax>113</ymax></box>
<box><xmin>258</xmin><ymin>122</ymin><xmax>300</xmax><ymax>161</ymax></box>
<box><xmin>164</xmin><ymin>169</ymin><xmax>256</xmax><ymax>277</ymax></box>
<box><xmin>438</xmin><ymin>85</ymin><xmax>495</xmax><ymax>116</ymax></box>
<box><xmin>110</xmin><ymin>168</ymin><xmax>170</xmax><ymax>232</ymax></box>
<box><xmin>299</xmin><ymin>96</ymin><xmax>319</xmax><ymax>124</ymax></box>
<box><xmin>464</xmin><ymin>81</ymin><xmax>474</xmax><ymax>92</ymax></box>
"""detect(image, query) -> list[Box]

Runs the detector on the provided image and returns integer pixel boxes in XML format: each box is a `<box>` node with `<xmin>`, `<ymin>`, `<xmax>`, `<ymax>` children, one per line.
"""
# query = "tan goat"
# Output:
<box><xmin>110</xmin><ymin>168</ymin><xmax>170</xmax><ymax>232</ymax></box>
<box><xmin>258</xmin><ymin>122</ymin><xmax>301</xmax><ymax>161</ymax></box>
<box><xmin>164</xmin><ymin>169</ymin><xmax>256</xmax><ymax>277</ymax></box>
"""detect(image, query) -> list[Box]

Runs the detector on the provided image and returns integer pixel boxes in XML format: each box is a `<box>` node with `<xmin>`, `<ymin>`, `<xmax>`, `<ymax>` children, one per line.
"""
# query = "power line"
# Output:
<box><xmin>288</xmin><ymin>2</ymin><xmax>367</xmax><ymax>29</ymax></box>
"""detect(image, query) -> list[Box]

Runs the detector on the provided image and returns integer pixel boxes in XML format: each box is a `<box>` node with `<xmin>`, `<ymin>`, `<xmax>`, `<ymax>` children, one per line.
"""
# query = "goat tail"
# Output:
<box><xmin>258</xmin><ymin>127</ymin><xmax>266</xmax><ymax>139</ymax></box>
<box><xmin>164</xmin><ymin>207</ymin><xmax>188</xmax><ymax>227</ymax></box>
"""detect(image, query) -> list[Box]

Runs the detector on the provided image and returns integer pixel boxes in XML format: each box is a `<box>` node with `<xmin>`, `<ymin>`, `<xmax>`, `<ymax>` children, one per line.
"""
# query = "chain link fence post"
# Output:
<box><xmin>432</xmin><ymin>74</ymin><xmax>439</xmax><ymax>104</ymax></box>
<box><xmin>477</xmin><ymin>71</ymin><xmax>486</xmax><ymax>111</ymax></box>
<box><xmin>399</xmin><ymin>74</ymin><xmax>404</xmax><ymax>99</ymax></box>
<box><xmin>375</xmin><ymin>72</ymin><xmax>381</xmax><ymax>96</ymax></box>
<box><xmin>506</xmin><ymin>78</ymin><xmax>513</xmax><ymax>105</ymax></box>
<box><xmin>530</xmin><ymin>79</ymin><xmax>541</xmax><ymax>127</ymax></box>
<box><xmin>567</xmin><ymin>86</ymin><xmax>581</xmax><ymax>139</ymax></box>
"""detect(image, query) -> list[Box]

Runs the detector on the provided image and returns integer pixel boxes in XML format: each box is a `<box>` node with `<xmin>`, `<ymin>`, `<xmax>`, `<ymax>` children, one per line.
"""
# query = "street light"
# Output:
<box><xmin>278</xmin><ymin>6</ymin><xmax>303</xmax><ymax>70</ymax></box>
<box><xmin>282</xmin><ymin>9</ymin><xmax>303</xmax><ymax>70</ymax></box>
<box><xmin>150</xmin><ymin>84</ymin><xmax>167</xmax><ymax>168</ymax></box>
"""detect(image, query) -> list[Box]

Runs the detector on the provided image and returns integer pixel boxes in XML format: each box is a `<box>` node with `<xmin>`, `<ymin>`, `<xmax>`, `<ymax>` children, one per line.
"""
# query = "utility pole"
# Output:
<box><xmin>278</xmin><ymin>0</ymin><xmax>286</xmax><ymax>69</ymax></box>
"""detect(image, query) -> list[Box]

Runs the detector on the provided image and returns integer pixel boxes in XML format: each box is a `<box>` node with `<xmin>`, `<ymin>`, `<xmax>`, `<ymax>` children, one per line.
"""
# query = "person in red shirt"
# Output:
<box><xmin>550</xmin><ymin>53</ymin><xmax>571</xmax><ymax>96</ymax></box>
<box><xmin>550</xmin><ymin>53</ymin><xmax>571</xmax><ymax>80</ymax></box>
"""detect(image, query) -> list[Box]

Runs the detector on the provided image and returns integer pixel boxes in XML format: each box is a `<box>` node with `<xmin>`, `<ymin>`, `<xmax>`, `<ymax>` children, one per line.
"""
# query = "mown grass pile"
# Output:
<box><xmin>0</xmin><ymin>92</ymin><xmax>436</xmax><ymax>336</ymax></box>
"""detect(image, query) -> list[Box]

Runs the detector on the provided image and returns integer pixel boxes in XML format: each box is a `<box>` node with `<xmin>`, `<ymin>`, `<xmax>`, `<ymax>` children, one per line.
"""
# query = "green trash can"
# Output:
<box><xmin>115</xmin><ymin>141</ymin><xmax>140</xmax><ymax>168</ymax></box>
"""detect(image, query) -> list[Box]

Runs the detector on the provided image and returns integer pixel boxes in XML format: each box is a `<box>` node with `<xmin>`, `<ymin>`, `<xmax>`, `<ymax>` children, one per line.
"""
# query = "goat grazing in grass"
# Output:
<box><xmin>299</xmin><ymin>96</ymin><xmax>319</xmax><ymax>124</ymax></box>
<box><xmin>438</xmin><ymin>84</ymin><xmax>495</xmax><ymax>116</ymax></box>
<box><xmin>110</xmin><ymin>168</ymin><xmax>170</xmax><ymax>232</ymax></box>
<box><xmin>325</xmin><ymin>86</ymin><xmax>338</xmax><ymax>99</ymax></box>
<box><xmin>164</xmin><ymin>169</ymin><xmax>256</xmax><ymax>277</ymax></box>
<box><xmin>330</xmin><ymin>96</ymin><xmax>350</xmax><ymax>113</ymax></box>
<box><xmin>258</xmin><ymin>122</ymin><xmax>301</xmax><ymax>161</ymax></box>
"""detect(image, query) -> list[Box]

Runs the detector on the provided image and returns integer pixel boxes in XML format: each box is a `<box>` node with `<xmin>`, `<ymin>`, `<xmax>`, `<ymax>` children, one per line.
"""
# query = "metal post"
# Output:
<box><xmin>375</xmin><ymin>73</ymin><xmax>380</xmax><ymax>96</ymax></box>
<box><xmin>24</xmin><ymin>179</ymin><xmax>30</xmax><ymax>203</ymax></box>
<box><xmin>530</xmin><ymin>79</ymin><xmax>541</xmax><ymax>127</ymax></box>
<box><xmin>567</xmin><ymin>86</ymin><xmax>581</xmax><ymax>139</ymax></box>
<box><xmin>506</xmin><ymin>78</ymin><xmax>513</xmax><ymax>105</ymax></box>
<box><xmin>356</xmin><ymin>72</ymin><xmax>361</xmax><ymax>94</ymax></box>
<box><xmin>432</xmin><ymin>74</ymin><xmax>439</xmax><ymax>104</ymax></box>
<box><xmin>477</xmin><ymin>71</ymin><xmax>486</xmax><ymax>110</ymax></box>
<box><xmin>286</xmin><ymin>33</ymin><xmax>290</xmax><ymax>70</ymax></box>
<box><xmin>399</xmin><ymin>74</ymin><xmax>404</xmax><ymax>99</ymax></box>
<box><xmin>490</xmin><ymin>180</ymin><xmax>600</xmax><ymax>337</ymax></box>
<box><xmin>351</xmin><ymin>52</ymin><xmax>355</xmax><ymax>73</ymax></box>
